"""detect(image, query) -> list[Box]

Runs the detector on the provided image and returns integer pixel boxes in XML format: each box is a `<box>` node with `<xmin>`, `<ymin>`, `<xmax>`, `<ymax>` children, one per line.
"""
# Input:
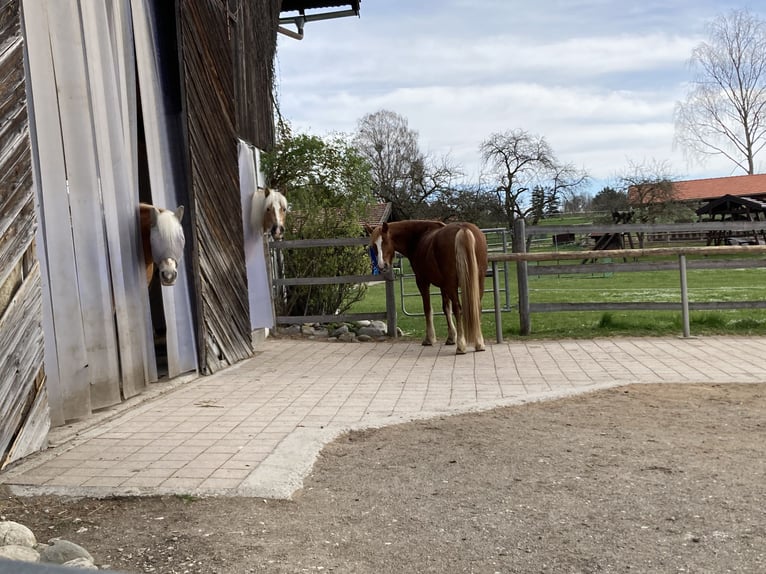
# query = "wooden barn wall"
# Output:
<box><xmin>0</xmin><ymin>0</ymin><xmax>48</xmax><ymax>469</ymax></box>
<box><xmin>234</xmin><ymin>0</ymin><xmax>280</xmax><ymax>150</ymax></box>
<box><xmin>179</xmin><ymin>0</ymin><xmax>253</xmax><ymax>374</ymax></box>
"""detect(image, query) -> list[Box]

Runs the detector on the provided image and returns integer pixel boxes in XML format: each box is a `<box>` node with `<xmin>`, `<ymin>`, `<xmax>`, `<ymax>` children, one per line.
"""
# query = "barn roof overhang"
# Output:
<box><xmin>279</xmin><ymin>1</ymin><xmax>361</xmax><ymax>40</ymax></box>
<box><xmin>696</xmin><ymin>194</ymin><xmax>766</xmax><ymax>217</ymax></box>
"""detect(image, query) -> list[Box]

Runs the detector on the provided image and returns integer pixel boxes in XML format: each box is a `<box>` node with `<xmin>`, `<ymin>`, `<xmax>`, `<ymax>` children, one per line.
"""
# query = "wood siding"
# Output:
<box><xmin>234</xmin><ymin>0</ymin><xmax>280</xmax><ymax>150</ymax></box>
<box><xmin>0</xmin><ymin>0</ymin><xmax>48</xmax><ymax>469</ymax></box>
<box><xmin>180</xmin><ymin>0</ymin><xmax>253</xmax><ymax>373</ymax></box>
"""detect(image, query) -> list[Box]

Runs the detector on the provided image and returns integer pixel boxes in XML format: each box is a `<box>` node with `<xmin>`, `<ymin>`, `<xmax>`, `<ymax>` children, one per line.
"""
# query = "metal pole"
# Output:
<box><xmin>514</xmin><ymin>219</ymin><xmax>531</xmax><ymax>336</ymax></box>
<box><xmin>679</xmin><ymin>254</ymin><xmax>690</xmax><ymax>338</ymax></box>
<box><xmin>492</xmin><ymin>261</ymin><xmax>503</xmax><ymax>343</ymax></box>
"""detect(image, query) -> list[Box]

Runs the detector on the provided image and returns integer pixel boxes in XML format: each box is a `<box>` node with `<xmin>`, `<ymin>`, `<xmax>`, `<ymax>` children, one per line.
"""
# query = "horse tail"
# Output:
<box><xmin>455</xmin><ymin>227</ymin><xmax>482</xmax><ymax>346</ymax></box>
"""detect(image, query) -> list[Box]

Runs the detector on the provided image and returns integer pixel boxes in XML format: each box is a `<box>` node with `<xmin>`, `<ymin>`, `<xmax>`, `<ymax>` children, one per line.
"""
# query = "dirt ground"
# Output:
<box><xmin>2</xmin><ymin>383</ymin><xmax>765</xmax><ymax>574</ymax></box>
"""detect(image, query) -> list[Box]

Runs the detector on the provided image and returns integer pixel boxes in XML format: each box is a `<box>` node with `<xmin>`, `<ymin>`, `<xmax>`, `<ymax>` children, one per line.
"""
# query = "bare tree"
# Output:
<box><xmin>620</xmin><ymin>159</ymin><xmax>695</xmax><ymax>232</ymax></box>
<box><xmin>355</xmin><ymin>109</ymin><xmax>462</xmax><ymax>220</ymax></box>
<box><xmin>675</xmin><ymin>9</ymin><xmax>766</xmax><ymax>174</ymax></box>
<box><xmin>480</xmin><ymin>129</ymin><xmax>588</xmax><ymax>232</ymax></box>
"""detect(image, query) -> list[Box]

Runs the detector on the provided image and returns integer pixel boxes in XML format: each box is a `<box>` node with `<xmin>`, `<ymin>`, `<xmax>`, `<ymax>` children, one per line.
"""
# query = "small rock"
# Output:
<box><xmin>331</xmin><ymin>325</ymin><xmax>349</xmax><ymax>337</ymax></box>
<box><xmin>369</xmin><ymin>320</ymin><xmax>387</xmax><ymax>332</ymax></box>
<box><xmin>358</xmin><ymin>325</ymin><xmax>386</xmax><ymax>338</ymax></box>
<box><xmin>0</xmin><ymin>544</ymin><xmax>40</xmax><ymax>562</ymax></box>
<box><xmin>39</xmin><ymin>539</ymin><xmax>93</xmax><ymax>565</ymax></box>
<box><xmin>338</xmin><ymin>332</ymin><xmax>356</xmax><ymax>343</ymax></box>
<box><xmin>356</xmin><ymin>334</ymin><xmax>373</xmax><ymax>342</ymax></box>
<box><xmin>281</xmin><ymin>324</ymin><xmax>301</xmax><ymax>336</ymax></box>
<box><xmin>0</xmin><ymin>520</ymin><xmax>37</xmax><ymax>547</ymax></box>
<box><xmin>355</xmin><ymin>320</ymin><xmax>371</xmax><ymax>327</ymax></box>
<box><xmin>62</xmin><ymin>557</ymin><xmax>98</xmax><ymax>569</ymax></box>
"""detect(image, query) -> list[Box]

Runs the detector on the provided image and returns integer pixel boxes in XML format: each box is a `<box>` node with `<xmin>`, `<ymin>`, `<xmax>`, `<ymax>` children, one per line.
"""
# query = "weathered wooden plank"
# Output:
<box><xmin>275</xmin><ymin>312</ymin><xmax>388</xmax><ymax>325</ymax></box>
<box><xmin>274</xmin><ymin>274</ymin><xmax>387</xmax><ymax>287</ymax></box>
<box><xmin>80</xmin><ymin>0</ymin><xmax>150</xmax><ymax>400</ymax></box>
<box><xmin>46</xmin><ymin>0</ymin><xmax>121</xmax><ymax>409</ymax></box>
<box><xmin>530</xmin><ymin>301</ymin><xmax>766</xmax><ymax>313</ymax></box>
<box><xmin>23</xmin><ymin>0</ymin><xmax>90</xmax><ymax>420</ymax></box>
<box><xmin>528</xmin><ymin>257</ymin><xmax>766</xmax><ymax>276</ymax></box>
<box><xmin>488</xmin><ymin>244</ymin><xmax>766</xmax><ymax>263</ymax></box>
<box><xmin>0</xmin><ymin>196</ymin><xmax>34</xmax><ymax>292</ymax></box>
<box><xmin>181</xmin><ymin>0</ymin><xmax>252</xmax><ymax>373</ymax></box>
<box><xmin>2</xmin><ymin>367</ymin><xmax>48</xmax><ymax>470</ymax></box>
<box><xmin>234</xmin><ymin>0</ymin><xmax>279</xmax><ymax>149</ymax></box>
<box><xmin>0</xmin><ymin>262</ymin><xmax>44</xmax><ymax>466</ymax></box>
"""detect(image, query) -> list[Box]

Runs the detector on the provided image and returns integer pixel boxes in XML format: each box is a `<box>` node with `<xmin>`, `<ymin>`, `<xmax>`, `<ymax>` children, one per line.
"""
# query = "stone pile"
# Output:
<box><xmin>277</xmin><ymin>319</ymin><xmax>401</xmax><ymax>342</ymax></box>
<box><xmin>0</xmin><ymin>520</ymin><xmax>99</xmax><ymax>570</ymax></box>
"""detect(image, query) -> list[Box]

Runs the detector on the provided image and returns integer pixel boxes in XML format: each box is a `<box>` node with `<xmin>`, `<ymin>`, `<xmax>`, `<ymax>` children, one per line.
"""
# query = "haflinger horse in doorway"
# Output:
<box><xmin>251</xmin><ymin>187</ymin><xmax>288</xmax><ymax>240</ymax></box>
<box><xmin>139</xmin><ymin>203</ymin><xmax>186</xmax><ymax>287</ymax></box>
<box><xmin>367</xmin><ymin>220</ymin><xmax>488</xmax><ymax>354</ymax></box>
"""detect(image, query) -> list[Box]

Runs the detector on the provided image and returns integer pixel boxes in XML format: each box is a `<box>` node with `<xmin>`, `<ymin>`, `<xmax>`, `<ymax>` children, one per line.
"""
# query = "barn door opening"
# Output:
<box><xmin>24</xmin><ymin>0</ymin><xmax>198</xmax><ymax>426</ymax></box>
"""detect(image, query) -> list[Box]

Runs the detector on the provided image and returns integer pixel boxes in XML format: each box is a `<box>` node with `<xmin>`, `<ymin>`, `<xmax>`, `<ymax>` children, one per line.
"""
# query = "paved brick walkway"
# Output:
<box><xmin>2</xmin><ymin>337</ymin><xmax>765</xmax><ymax>499</ymax></box>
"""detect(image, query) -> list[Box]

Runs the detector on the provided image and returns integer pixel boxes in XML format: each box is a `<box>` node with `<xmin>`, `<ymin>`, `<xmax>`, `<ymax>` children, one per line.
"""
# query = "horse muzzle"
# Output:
<box><xmin>271</xmin><ymin>225</ymin><xmax>285</xmax><ymax>240</ymax></box>
<box><xmin>160</xmin><ymin>269</ymin><xmax>178</xmax><ymax>286</ymax></box>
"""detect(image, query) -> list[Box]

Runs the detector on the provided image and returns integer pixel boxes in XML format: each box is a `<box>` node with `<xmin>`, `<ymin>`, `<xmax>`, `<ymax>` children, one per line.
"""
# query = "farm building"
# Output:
<box><xmin>675</xmin><ymin>174</ymin><xmax>766</xmax><ymax>244</ymax></box>
<box><xmin>0</xmin><ymin>0</ymin><xmax>361</xmax><ymax>470</ymax></box>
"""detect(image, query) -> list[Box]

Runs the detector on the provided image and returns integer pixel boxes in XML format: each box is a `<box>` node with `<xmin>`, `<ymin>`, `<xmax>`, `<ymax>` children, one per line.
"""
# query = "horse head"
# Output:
<box><xmin>261</xmin><ymin>188</ymin><xmax>288</xmax><ymax>240</ymax></box>
<box><xmin>149</xmin><ymin>205</ymin><xmax>185</xmax><ymax>286</ymax></box>
<box><xmin>368</xmin><ymin>222</ymin><xmax>395</xmax><ymax>273</ymax></box>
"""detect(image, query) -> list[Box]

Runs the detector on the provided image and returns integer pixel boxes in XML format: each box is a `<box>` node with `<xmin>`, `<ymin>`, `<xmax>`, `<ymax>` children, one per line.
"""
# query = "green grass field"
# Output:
<box><xmin>350</xmin><ymin>257</ymin><xmax>766</xmax><ymax>340</ymax></box>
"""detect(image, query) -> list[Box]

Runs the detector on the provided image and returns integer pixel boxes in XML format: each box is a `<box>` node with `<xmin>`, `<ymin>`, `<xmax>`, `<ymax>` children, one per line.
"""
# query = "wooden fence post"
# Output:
<box><xmin>385</xmin><ymin>269</ymin><xmax>397</xmax><ymax>337</ymax></box>
<box><xmin>679</xmin><ymin>254</ymin><xmax>690</xmax><ymax>338</ymax></box>
<box><xmin>492</xmin><ymin>261</ymin><xmax>503</xmax><ymax>343</ymax></box>
<box><xmin>514</xmin><ymin>219</ymin><xmax>531</xmax><ymax>335</ymax></box>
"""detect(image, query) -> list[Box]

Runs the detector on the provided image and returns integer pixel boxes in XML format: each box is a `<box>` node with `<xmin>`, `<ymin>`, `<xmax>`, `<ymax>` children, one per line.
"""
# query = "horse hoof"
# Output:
<box><xmin>476</xmin><ymin>345</ymin><xmax>486</xmax><ymax>352</ymax></box>
<box><xmin>422</xmin><ymin>340</ymin><xmax>433</xmax><ymax>346</ymax></box>
<box><xmin>445</xmin><ymin>339</ymin><xmax>455</xmax><ymax>346</ymax></box>
<box><xmin>456</xmin><ymin>348</ymin><xmax>466</xmax><ymax>355</ymax></box>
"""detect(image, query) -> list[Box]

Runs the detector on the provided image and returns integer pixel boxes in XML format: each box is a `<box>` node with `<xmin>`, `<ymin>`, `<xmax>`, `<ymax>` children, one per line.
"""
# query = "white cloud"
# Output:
<box><xmin>275</xmin><ymin>0</ymin><xmax>764</xmax><ymax>193</ymax></box>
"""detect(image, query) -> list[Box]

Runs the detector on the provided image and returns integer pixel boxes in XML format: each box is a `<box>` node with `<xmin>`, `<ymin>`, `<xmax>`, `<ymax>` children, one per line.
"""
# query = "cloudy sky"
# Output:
<box><xmin>274</xmin><ymin>1</ymin><xmax>761</xmax><ymax>194</ymax></box>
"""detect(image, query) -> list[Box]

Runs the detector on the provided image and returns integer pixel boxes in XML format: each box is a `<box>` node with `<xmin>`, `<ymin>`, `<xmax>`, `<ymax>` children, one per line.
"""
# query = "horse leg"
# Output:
<box><xmin>441</xmin><ymin>289</ymin><xmax>456</xmax><ymax>345</ymax></box>
<box><xmin>418</xmin><ymin>280</ymin><xmax>436</xmax><ymax>346</ymax></box>
<box><xmin>450</xmin><ymin>289</ymin><xmax>467</xmax><ymax>354</ymax></box>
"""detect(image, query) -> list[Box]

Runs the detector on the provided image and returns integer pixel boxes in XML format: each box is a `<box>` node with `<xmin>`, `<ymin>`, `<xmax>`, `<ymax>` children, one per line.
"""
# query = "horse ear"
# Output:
<box><xmin>175</xmin><ymin>206</ymin><xmax>185</xmax><ymax>222</ymax></box>
<box><xmin>381</xmin><ymin>222</ymin><xmax>389</xmax><ymax>233</ymax></box>
<box><xmin>149</xmin><ymin>206</ymin><xmax>159</xmax><ymax>227</ymax></box>
<box><xmin>263</xmin><ymin>187</ymin><xmax>272</xmax><ymax>198</ymax></box>
<box><xmin>363</xmin><ymin>223</ymin><xmax>374</xmax><ymax>236</ymax></box>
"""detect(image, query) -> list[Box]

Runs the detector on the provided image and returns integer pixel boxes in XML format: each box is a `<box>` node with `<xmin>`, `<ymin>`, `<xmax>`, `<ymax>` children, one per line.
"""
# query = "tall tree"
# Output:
<box><xmin>591</xmin><ymin>186</ymin><xmax>628</xmax><ymax>214</ymax></box>
<box><xmin>479</xmin><ymin>129</ymin><xmax>588</xmax><ymax>231</ymax></box>
<box><xmin>355</xmin><ymin>110</ymin><xmax>462</xmax><ymax>220</ymax></box>
<box><xmin>675</xmin><ymin>9</ymin><xmax>766</xmax><ymax>174</ymax></box>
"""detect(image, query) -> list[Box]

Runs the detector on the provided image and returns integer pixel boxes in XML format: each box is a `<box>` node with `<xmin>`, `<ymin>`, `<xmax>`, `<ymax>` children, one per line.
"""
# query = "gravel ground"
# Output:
<box><xmin>1</xmin><ymin>382</ymin><xmax>765</xmax><ymax>573</ymax></box>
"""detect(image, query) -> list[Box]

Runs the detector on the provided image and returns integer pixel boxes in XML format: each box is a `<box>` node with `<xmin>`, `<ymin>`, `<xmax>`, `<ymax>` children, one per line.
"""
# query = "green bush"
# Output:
<box><xmin>262</xmin><ymin>128</ymin><xmax>374</xmax><ymax>317</ymax></box>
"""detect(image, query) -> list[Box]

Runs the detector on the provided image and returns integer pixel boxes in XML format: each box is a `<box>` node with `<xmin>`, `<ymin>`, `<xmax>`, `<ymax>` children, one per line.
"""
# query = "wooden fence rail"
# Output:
<box><xmin>269</xmin><ymin>237</ymin><xmax>397</xmax><ymax>336</ymax></box>
<box><xmin>486</xmin><ymin>219</ymin><xmax>766</xmax><ymax>342</ymax></box>
<box><xmin>270</xmin><ymin>221</ymin><xmax>766</xmax><ymax>344</ymax></box>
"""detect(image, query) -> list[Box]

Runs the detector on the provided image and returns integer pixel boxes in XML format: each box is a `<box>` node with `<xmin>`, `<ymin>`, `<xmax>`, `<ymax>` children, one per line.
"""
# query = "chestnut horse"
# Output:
<box><xmin>367</xmin><ymin>220</ymin><xmax>487</xmax><ymax>354</ymax></box>
<box><xmin>139</xmin><ymin>203</ymin><xmax>185</xmax><ymax>286</ymax></box>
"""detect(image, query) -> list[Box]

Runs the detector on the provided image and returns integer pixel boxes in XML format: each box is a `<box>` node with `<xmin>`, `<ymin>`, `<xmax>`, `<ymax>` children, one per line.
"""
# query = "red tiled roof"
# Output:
<box><xmin>359</xmin><ymin>203</ymin><xmax>391</xmax><ymax>227</ymax></box>
<box><xmin>673</xmin><ymin>174</ymin><xmax>766</xmax><ymax>201</ymax></box>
